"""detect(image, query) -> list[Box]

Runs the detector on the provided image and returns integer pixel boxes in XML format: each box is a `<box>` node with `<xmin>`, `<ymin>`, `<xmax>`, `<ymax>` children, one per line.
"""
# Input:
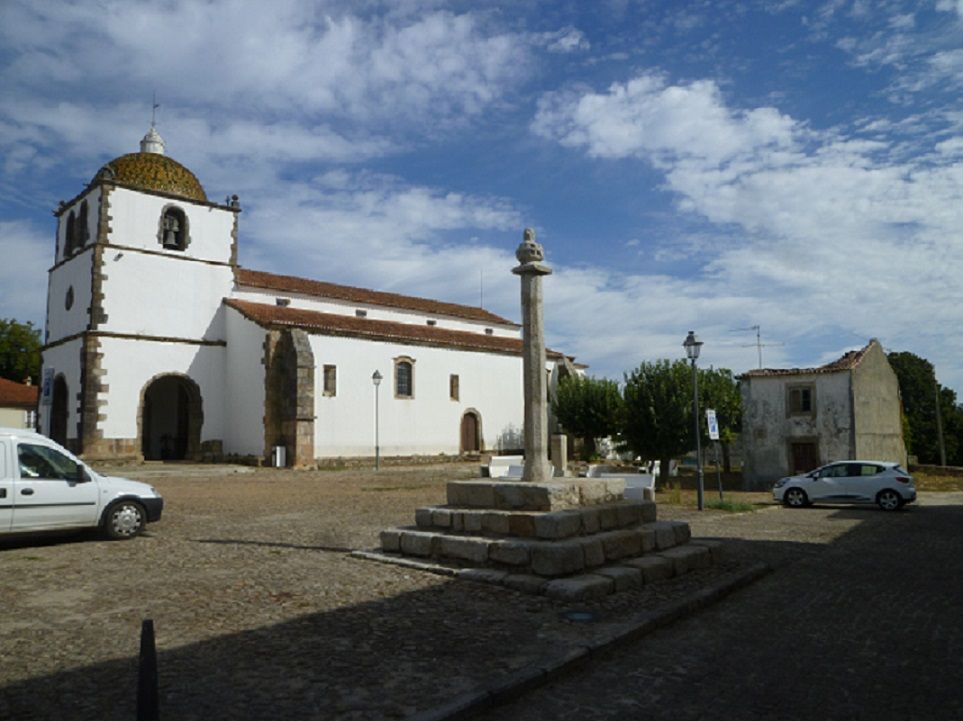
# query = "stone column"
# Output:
<box><xmin>512</xmin><ymin>228</ymin><xmax>554</xmax><ymax>483</ymax></box>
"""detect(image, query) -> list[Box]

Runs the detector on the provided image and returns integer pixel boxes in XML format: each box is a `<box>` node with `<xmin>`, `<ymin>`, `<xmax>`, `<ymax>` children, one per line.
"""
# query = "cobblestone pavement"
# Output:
<box><xmin>474</xmin><ymin>492</ymin><xmax>963</xmax><ymax>721</ymax></box>
<box><xmin>3</xmin><ymin>462</ymin><xmax>957</xmax><ymax>721</ymax></box>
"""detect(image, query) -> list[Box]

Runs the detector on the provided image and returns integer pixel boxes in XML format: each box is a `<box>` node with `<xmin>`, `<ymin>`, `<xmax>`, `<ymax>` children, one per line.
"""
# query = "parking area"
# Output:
<box><xmin>2</xmin><ymin>463</ymin><xmax>958</xmax><ymax>720</ymax></box>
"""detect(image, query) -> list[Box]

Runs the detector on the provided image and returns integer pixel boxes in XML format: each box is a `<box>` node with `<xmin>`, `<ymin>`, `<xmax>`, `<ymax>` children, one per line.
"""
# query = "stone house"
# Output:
<box><xmin>38</xmin><ymin>125</ymin><xmax>579</xmax><ymax>465</ymax></box>
<box><xmin>739</xmin><ymin>339</ymin><xmax>907</xmax><ymax>488</ymax></box>
<box><xmin>0</xmin><ymin>377</ymin><xmax>38</xmax><ymax>430</ymax></box>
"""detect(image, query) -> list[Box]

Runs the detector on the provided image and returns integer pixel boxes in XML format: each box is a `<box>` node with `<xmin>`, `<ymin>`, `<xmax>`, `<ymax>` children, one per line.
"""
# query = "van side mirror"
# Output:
<box><xmin>74</xmin><ymin>465</ymin><xmax>89</xmax><ymax>483</ymax></box>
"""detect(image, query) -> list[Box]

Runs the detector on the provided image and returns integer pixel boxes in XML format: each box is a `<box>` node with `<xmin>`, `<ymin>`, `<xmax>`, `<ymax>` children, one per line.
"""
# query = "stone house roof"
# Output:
<box><xmin>739</xmin><ymin>339</ymin><xmax>879</xmax><ymax>379</ymax></box>
<box><xmin>235</xmin><ymin>268</ymin><xmax>518</xmax><ymax>328</ymax></box>
<box><xmin>0</xmin><ymin>377</ymin><xmax>39</xmax><ymax>408</ymax></box>
<box><xmin>225</xmin><ymin>298</ymin><xmax>570</xmax><ymax>360</ymax></box>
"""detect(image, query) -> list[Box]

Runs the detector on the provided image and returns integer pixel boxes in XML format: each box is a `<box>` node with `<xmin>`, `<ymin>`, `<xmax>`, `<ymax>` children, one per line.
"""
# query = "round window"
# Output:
<box><xmin>65</xmin><ymin>286</ymin><xmax>74</xmax><ymax>310</ymax></box>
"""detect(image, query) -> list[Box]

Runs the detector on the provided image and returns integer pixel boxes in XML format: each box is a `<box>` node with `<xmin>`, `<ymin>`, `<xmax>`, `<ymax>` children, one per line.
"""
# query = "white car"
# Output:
<box><xmin>1</xmin><ymin>427</ymin><xmax>163</xmax><ymax>539</ymax></box>
<box><xmin>773</xmin><ymin>460</ymin><xmax>915</xmax><ymax>512</ymax></box>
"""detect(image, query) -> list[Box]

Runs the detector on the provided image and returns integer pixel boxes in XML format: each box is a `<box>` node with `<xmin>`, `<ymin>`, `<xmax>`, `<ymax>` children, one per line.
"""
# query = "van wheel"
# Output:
<box><xmin>876</xmin><ymin>489</ymin><xmax>902</xmax><ymax>512</ymax></box>
<box><xmin>783</xmin><ymin>488</ymin><xmax>808</xmax><ymax>508</ymax></box>
<box><xmin>104</xmin><ymin>501</ymin><xmax>146</xmax><ymax>539</ymax></box>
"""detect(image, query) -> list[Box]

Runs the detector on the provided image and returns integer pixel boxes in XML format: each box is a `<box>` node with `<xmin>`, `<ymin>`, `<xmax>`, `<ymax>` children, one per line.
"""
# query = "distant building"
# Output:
<box><xmin>0</xmin><ymin>377</ymin><xmax>38</xmax><ymax>430</ymax></box>
<box><xmin>739</xmin><ymin>339</ymin><xmax>907</xmax><ymax>488</ymax></box>
<box><xmin>38</xmin><ymin>125</ymin><xmax>578</xmax><ymax>465</ymax></box>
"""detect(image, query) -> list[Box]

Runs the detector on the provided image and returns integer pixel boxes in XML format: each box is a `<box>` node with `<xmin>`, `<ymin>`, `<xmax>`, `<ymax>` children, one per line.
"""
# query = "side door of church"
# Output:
<box><xmin>12</xmin><ymin>442</ymin><xmax>100</xmax><ymax>531</ymax></box>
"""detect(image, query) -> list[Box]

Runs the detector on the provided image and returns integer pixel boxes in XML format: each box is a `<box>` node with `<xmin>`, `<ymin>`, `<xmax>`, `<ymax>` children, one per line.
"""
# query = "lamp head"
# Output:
<box><xmin>683</xmin><ymin>330</ymin><xmax>703</xmax><ymax>360</ymax></box>
<box><xmin>372</xmin><ymin>370</ymin><xmax>383</xmax><ymax>386</ymax></box>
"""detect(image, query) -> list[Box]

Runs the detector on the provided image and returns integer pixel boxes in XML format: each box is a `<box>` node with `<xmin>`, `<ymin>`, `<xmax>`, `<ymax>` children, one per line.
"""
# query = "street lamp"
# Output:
<box><xmin>372</xmin><ymin>370</ymin><xmax>383</xmax><ymax>470</ymax></box>
<box><xmin>683</xmin><ymin>331</ymin><xmax>705</xmax><ymax>511</ymax></box>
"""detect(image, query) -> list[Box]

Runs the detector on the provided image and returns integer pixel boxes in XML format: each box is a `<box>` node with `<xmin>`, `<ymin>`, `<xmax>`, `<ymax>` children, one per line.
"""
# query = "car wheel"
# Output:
<box><xmin>104</xmin><ymin>500</ymin><xmax>146</xmax><ymax>539</ymax></box>
<box><xmin>784</xmin><ymin>487</ymin><xmax>808</xmax><ymax>508</ymax></box>
<box><xmin>876</xmin><ymin>489</ymin><xmax>902</xmax><ymax>512</ymax></box>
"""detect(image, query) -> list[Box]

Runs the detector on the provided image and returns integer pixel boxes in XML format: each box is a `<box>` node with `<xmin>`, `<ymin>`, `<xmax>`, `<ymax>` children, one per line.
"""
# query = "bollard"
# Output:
<box><xmin>137</xmin><ymin>619</ymin><xmax>159</xmax><ymax>721</ymax></box>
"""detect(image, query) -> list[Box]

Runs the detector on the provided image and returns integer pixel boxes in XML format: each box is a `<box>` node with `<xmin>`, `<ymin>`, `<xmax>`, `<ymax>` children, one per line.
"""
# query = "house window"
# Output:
<box><xmin>449</xmin><ymin>374</ymin><xmax>459</xmax><ymax>401</ymax></box>
<box><xmin>395</xmin><ymin>357</ymin><xmax>414</xmax><ymax>398</ymax></box>
<box><xmin>427</xmin><ymin>319</ymin><xmax>437</xmax><ymax>326</ymax></box>
<box><xmin>159</xmin><ymin>206</ymin><xmax>189</xmax><ymax>251</ymax></box>
<box><xmin>323</xmin><ymin>365</ymin><xmax>337</xmax><ymax>396</ymax></box>
<box><xmin>355</xmin><ymin>309</ymin><xmax>367</xmax><ymax>318</ymax></box>
<box><xmin>787</xmin><ymin>385</ymin><xmax>814</xmax><ymax>415</ymax></box>
<box><xmin>276</xmin><ymin>298</ymin><xmax>291</xmax><ymax>307</ymax></box>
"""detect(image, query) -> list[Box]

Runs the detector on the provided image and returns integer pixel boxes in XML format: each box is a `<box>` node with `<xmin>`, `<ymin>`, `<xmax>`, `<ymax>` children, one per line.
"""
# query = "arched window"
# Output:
<box><xmin>64</xmin><ymin>211</ymin><xmax>76</xmax><ymax>257</ymax></box>
<box><xmin>158</xmin><ymin>205</ymin><xmax>190</xmax><ymax>251</ymax></box>
<box><xmin>394</xmin><ymin>357</ymin><xmax>415</xmax><ymax>398</ymax></box>
<box><xmin>76</xmin><ymin>200</ymin><xmax>89</xmax><ymax>248</ymax></box>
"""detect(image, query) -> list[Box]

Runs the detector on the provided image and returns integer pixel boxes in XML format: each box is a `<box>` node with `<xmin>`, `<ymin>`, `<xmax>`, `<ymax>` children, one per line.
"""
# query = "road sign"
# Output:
<box><xmin>706</xmin><ymin>408</ymin><xmax>719</xmax><ymax>441</ymax></box>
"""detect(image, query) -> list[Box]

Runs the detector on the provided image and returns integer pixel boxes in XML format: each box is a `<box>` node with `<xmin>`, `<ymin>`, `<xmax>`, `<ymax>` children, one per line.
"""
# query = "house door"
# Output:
<box><xmin>790</xmin><ymin>441</ymin><xmax>819</xmax><ymax>474</ymax></box>
<box><xmin>460</xmin><ymin>412</ymin><xmax>480</xmax><ymax>453</ymax></box>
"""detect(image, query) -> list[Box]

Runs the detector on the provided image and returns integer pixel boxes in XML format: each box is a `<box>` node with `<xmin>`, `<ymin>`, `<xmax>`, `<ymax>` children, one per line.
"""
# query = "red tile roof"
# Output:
<box><xmin>740</xmin><ymin>340</ymin><xmax>877</xmax><ymax>378</ymax></box>
<box><xmin>224</xmin><ymin>298</ymin><xmax>569</xmax><ymax>360</ymax></box>
<box><xmin>235</xmin><ymin>268</ymin><xmax>518</xmax><ymax>327</ymax></box>
<box><xmin>0</xmin><ymin>377</ymin><xmax>39</xmax><ymax>407</ymax></box>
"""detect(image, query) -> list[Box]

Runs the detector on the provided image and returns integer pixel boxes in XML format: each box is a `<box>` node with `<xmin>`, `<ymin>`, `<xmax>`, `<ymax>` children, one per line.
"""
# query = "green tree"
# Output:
<box><xmin>552</xmin><ymin>375</ymin><xmax>623</xmax><ymax>459</ymax></box>
<box><xmin>699</xmin><ymin>367</ymin><xmax>742</xmax><ymax>472</ymax></box>
<box><xmin>0</xmin><ymin>318</ymin><xmax>42</xmax><ymax>384</ymax></box>
<box><xmin>887</xmin><ymin>351</ymin><xmax>958</xmax><ymax>464</ymax></box>
<box><xmin>621</xmin><ymin>359</ymin><xmax>693</xmax><ymax>486</ymax></box>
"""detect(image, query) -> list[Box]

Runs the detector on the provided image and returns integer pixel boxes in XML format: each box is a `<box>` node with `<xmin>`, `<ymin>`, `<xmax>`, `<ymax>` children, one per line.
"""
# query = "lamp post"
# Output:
<box><xmin>372</xmin><ymin>370</ymin><xmax>382</xmax><ymax>470</ymax></box>
<box><xmin>683</xmin><ymin>331</ymin><xmax>705</xmax><ymax>511</ymax></box>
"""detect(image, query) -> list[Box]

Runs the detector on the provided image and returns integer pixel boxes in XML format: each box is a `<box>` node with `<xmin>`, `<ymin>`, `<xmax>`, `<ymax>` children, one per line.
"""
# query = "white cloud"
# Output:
<box><xmin>531</xmin><ymin>74</ymin><xmax>797</xmax><ymax>167</ymax></box>
<box><xmin>0</xmin><ymin>220</ymin><xmax>50</xmax><ymax>327</ymax></box>
<box><xmin>534</xmin><ymin>27</ymin><xmax>591</xmax><ymax>54</ymax></box>
<box><xmin>531</xmin><ymin>70</ymin><xmax>963</xmax><ymax>388</ymax></box>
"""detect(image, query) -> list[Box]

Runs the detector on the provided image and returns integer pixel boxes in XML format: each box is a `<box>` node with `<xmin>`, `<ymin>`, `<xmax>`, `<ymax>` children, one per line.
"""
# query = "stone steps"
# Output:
<box><xmin>413</xmin><ymin>499</ymin><xmax>657</xmax><ymax>540</ymax></box>
<box><xmin>357</xmin><ymin>538</ymin><xmax>728</xmax><ymax>601</ymax></box>
<box><xmin>379</xmin><ymin>519</ymin><xmax>692</xmax><ymax>577</ymax></box>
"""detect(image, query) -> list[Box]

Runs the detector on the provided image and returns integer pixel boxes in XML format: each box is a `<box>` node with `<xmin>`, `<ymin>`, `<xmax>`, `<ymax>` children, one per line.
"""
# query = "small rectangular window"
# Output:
<box><xmin>323</xmin><ymin>365</ymin><xmax>337</xmax><ymax>396</ymax></box>
<box><xmin>788</xmin><ymin>385</ymin><xmax>814</xmax><ymax>415</ymax></box>
<box><xmin>427</xmin><ymin>319</ymin><xmax>437</xmax><ymax>326</ymax></box>
<box><xmin>276</xmin><ymin>298</ymin><xmax>291</xmax><ymax>307</ymax></box>
<box><xmin>355</xmin><ymin>309</ymin><xmax>367</xmax><ymax>318</ymax></box>
<box><xmin>450</xmin><ymin>374</ymin><xmax>459</xmax><ymax>401</ymax></box>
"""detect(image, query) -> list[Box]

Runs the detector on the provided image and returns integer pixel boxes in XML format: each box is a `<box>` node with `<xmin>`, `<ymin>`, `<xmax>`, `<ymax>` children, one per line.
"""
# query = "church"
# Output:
<box><xmin>38</xmin><ymin>126</ymin><xmax>579</xmax><ymax>466</ymax></box>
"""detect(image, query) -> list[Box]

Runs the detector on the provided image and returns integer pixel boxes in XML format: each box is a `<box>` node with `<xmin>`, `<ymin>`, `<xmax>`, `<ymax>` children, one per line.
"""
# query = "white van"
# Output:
<box><xmin>0</xmin><ymin>427</ymin><xmax>163</xmax><ymax>539</ymax></box>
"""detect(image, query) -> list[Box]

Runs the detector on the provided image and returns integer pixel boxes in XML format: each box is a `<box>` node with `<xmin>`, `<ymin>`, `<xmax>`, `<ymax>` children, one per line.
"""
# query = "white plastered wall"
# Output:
<box><xmin>38</xmin><ymin>339</ymin><xmax>83</xmax><ymax>440</ymax></box>
<box><xmin>46</xmin><ymin>252</ymin><xmax>94</xmax><ymax>342</ymax></box>
<box><xmin>309</xmin><ymin>334</ymin><xmax>523</xmax><ymax>457</ymax></box>
<box><xmin>100</xmin><ymin>253</ymin><xmax>234</xmax><ymax>340</ymax></box>
<box><xmin>95</xmin><ymin>337</ymin><xmax>226</xmax><ymax>443</ymax></box>
<box><xmin>107</xmin><ymin>187</ymin><xmax>234</xmax><ymax>263</ymax></box>
<box><xmin>232</xmin><ymin>286</ymin><xmax>520</xmax><ymax>338</ymax></box>
<box><xmin>224</xmin><ymin>307</ymin><xmax>267</xmax><ymax>455</ymax></box>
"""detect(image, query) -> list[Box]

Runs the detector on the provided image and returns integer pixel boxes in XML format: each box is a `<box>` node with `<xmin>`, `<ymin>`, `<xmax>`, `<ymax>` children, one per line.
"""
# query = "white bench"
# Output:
<box><xmin>586</xmin><ymin>464</ymin><xmax>655</xmax><ymax>500</ymax></box>
<box><xmin>486</xmin><ymin>455</ymin><xmax>524</xmax><ymax>479</ymax></box>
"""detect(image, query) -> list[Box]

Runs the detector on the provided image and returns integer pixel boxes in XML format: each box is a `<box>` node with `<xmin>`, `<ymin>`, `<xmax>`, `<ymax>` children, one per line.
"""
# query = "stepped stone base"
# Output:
<box><xmin>362</xmin><ymin>478</ymin><xmax>725</xmax><ymax>600</ymax></box>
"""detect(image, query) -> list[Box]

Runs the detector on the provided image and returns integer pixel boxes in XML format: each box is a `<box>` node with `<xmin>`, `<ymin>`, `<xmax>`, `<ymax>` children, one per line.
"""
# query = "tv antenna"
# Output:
<box><xmin>730</xmin><ymin>325</ymin><xmax>782</xmax><ymax>369</ymax></box>
<box><xmin>151</xmin><ymin>92</ymin><xmax>160</xmax><ymax>128</ymax></box>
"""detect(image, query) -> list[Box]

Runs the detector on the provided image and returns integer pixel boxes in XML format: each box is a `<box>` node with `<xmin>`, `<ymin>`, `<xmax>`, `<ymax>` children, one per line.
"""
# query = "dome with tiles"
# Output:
<box><xmin>93</xmin><ymin>127</ymin><xmax>207</xmax><ymax>203</ymax></box>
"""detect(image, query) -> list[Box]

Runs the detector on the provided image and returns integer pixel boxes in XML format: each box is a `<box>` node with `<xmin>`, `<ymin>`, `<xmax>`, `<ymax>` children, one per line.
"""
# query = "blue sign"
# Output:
<box><xmin>706</xmin><ymin>408</ymin><xmax>719</xmax><ymax>440</ymax></box>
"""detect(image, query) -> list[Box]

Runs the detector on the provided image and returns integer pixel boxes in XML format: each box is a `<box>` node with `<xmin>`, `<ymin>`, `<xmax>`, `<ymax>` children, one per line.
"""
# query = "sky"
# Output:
<box><xmin>2</xmin><ymin>0</ymin><xmax>963</xmax><ymax>392</ymax></box>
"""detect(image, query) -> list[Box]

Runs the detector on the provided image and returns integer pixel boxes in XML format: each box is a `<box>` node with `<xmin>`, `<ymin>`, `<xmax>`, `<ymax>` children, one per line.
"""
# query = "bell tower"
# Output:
<box><xmin>40</xmin><ymin>126</ymin><xmax>240</xmax><ymax>459</ymax></box>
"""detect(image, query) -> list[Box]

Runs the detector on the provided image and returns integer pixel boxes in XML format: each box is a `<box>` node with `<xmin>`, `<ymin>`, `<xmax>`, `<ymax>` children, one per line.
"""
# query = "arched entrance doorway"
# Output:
<box><xmin>50</xmin><ymin>375</ymin><xmax>68</xmax><ymax>446</ymax></box>
<box><xmin>460</xmin><ymin>410</ymin><xmax>481</xmax><ymax>454</ymax></box>
<box><xmin>140</xmin><ymin>375</ymin><xmax>202</xmax><ymax>460</ymax></box>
